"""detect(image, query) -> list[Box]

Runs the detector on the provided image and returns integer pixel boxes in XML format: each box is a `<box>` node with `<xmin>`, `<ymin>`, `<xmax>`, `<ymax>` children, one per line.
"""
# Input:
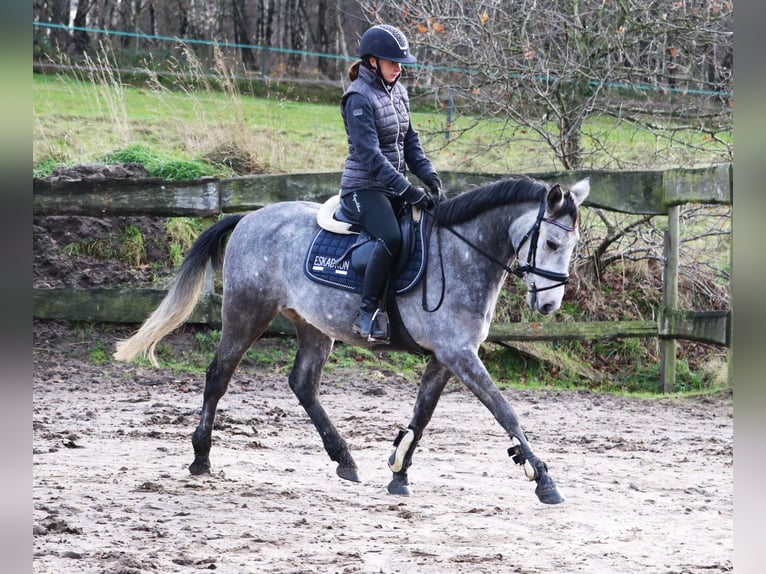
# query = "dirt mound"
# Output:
<box><xmin>33</xmin><ymin>215</ymin><xmax>173</xmax><ymax>289</ymax></box>
<box><xmin>43</xmin><ymin>162</ymin><xmax>150</xmax><ymax>184</ymax></box>
<box><xmin>34</xmin><ymin>162</ymin><xmax>177</xmax><ymax>290</ymax></box>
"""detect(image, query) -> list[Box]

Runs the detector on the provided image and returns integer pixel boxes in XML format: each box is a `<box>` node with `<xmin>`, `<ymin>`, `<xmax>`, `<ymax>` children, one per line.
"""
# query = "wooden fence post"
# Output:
<box><xmin>660</xmin><ymin>205</ymin><xmax>680</xmax><ymax>392</ymax></box>
<box><xmin>201</xmin><ymin>216</ymin><xmax>218</xmax><ymax>297</ymax></box>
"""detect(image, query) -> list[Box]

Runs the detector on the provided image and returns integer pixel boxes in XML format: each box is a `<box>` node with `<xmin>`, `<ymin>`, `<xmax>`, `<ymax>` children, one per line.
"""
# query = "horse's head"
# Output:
<box><xmin>512</xmin><ymin>178</ymin><xmax>589</xmax><ymax>315</ymax></box>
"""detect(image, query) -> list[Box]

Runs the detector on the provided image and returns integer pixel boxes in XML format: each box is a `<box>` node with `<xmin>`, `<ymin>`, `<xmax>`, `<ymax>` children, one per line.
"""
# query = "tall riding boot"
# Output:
<box><xmin>353</xmin><ymin>241</ymin><xmax>395</xmax><ymax>341</ymax></box>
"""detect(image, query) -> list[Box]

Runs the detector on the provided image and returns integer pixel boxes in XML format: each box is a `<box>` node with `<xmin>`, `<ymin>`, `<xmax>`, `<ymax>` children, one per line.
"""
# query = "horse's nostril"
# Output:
<box><xmin>539</xmin><ymin>302</ymin><xmax>554</xmax><ymax>315</ymax></box>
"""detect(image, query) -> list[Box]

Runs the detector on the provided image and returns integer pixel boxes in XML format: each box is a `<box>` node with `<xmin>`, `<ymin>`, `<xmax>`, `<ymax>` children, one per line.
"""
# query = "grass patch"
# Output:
<box><xmin>33</xmin><ymin>72</ymin><xmax>349</xmax><ymax>175</ymax></box>
<box><xmin>33</xmin><ymin>156</ymin><xmax>62</xmax><ymax>179</ymax></box>
<box><xmin>166</xmin><ymin>217</ymin><xmax>205</xmax><ymax>266</ymax></box>
<box><xmin>100</xmin><ymin>143</ymin><xmax>226</xmax><ymax>180</ymax></box>
<box><xmin>139</xmin><ymin>330</ymin><xmax>430</xmax><ymax>384</ymax></box>
<box><xmin>64</xmin><ymin>238</ymin><xmax>117</xmax><ymax>260</ymax></box>
<box><xmin>33</xmin><ymin>71</ymin><xmax>731</xmax><ymax>177</ymax></box>
<box><xmin>325</xmin><ymin>343</ymin><xmax>430</xmax><ymax>382</ymax></box>
<box><xmin>88</xmin><ymin>341</ymin><xmax>110</xmax><ymax>365</ymax></box>
<box><xmin>119</xmin><ymin>225</ymin><xmax>146</xmax><ymax>267</ymax></box>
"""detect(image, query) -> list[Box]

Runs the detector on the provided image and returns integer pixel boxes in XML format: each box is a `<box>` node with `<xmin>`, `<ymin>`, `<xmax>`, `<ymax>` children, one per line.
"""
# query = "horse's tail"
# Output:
<box><xmin>113</xmin><ymin>213</ymin><xmax>245</xmax><ymax>367</ymax></box>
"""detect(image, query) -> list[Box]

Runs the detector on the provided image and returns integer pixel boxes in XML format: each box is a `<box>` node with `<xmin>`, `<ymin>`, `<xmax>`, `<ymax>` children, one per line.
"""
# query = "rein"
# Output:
<box><xmin>422</xmin><ymin>195</ymin><xmax>575</xmax><ymax>312</ymax></box>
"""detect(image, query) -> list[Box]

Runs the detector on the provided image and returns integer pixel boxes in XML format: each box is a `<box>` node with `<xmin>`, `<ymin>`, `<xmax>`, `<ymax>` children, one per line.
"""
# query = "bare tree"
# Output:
<box><xmin>34</xmin><ymin>0</ymin><xmax>369</xmax><ymax>79</ymax></box>
<box><xmin>70</xmin><ymin>0</ymin><xmax>95</xmax><ymax>54</ymax></box>
<box><xmin>34</xmin><ymin>0</ymin><xmax>74</xmax><ymax>53</ymax></box>
<box><xmin>358</xmin><ymin>0</ymin><xmax>732</xmax><ymax>171</ymax></box>
<box><xmin>232</xmin><ymin>0</ymin><xmax>257</xmax><ymax>70</ymax></box>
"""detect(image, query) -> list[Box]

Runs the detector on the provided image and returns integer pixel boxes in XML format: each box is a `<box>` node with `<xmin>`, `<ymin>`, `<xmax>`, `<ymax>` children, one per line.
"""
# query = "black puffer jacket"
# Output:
<box><xmin>340</xmin><ymin>65</ymin><xmax>436</xmax><ymax>196</ymax></box>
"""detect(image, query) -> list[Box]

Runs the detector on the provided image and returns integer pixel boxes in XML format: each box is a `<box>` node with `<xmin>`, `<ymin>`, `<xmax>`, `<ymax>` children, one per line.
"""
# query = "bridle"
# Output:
<box><xmin>423</xmin><ymin>192</ymin><xmax>577</xmax><ymax>312</ymax></box>
<box><xmin>511</xmin><ymin>195</ymin><xmax>576</xmax><ymax>294</ymax></box>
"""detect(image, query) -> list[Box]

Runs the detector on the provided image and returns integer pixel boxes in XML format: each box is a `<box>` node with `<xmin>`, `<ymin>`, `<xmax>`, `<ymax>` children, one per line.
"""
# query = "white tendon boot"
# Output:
<box><xmin>387</xmin><ymin>427</ymin><xmax>415</xmax><ymax>472</ymax></box>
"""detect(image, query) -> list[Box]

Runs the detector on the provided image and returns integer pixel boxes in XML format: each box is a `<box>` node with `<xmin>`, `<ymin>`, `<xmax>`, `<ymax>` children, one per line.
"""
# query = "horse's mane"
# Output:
<box><xmin>434</xmin><ymin>176</ymin><xmax>578</xmax><ymax>226</ymax></box>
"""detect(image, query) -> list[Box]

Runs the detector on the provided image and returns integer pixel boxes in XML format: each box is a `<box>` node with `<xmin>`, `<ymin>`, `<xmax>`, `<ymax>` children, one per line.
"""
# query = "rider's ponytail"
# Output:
<box><xmin>348</xmin><ymin>60</ymin><xmax>362</xmax><ymax>81</ymax></box>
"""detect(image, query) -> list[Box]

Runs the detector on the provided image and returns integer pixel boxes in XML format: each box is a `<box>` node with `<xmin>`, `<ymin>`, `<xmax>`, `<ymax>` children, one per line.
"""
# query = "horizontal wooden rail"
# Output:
<box><xmin>33</xmin><ymin>164</ymin><xmax>731</xmax><ymax>217</ymax></box>
<box><xmin>32</xmin><ymin>288</ymin><xmax>294</xmax><ymax>335</ymax></box>
<box><xmin>487</xmin><ymin>319</ymin><xmax>657</xmax><ymax>342</ymax></box>
<box><xmin>32</xmin><ymin>287</ymin><xmax>730</xmax><ymax>347</ymax></box>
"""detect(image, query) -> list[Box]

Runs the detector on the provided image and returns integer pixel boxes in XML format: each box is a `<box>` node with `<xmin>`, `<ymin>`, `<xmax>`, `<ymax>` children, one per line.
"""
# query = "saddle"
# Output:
<box><xmin>304</xmin><ymin>194</ymin><xmax>428</xmax><ymax>295</ymax></box>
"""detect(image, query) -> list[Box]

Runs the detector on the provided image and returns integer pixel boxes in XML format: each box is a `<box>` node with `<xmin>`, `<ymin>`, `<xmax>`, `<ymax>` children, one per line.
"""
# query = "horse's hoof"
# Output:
<box><xmin>387</xmin><ymin>483</ymin><xmax>412</xmax><ymax>496</ymax></box>
<box><xmin>188</xmin><ymin>459</ymin><xmax>211</xmax><ymax>476</ymax></box>
<box><xmin>336</xmin><ymin>464</ymin><xmax>361</xmax><ymax>483</ymax></box>
<box><xmin>387</xmin><ymin>477</ymin><xmax>412</xmax><ymax>496</ymax></box>
<box><xmin>535</xmin><ymin>479</ymin><xmax>564</xmax><ymax>505</ymax></box>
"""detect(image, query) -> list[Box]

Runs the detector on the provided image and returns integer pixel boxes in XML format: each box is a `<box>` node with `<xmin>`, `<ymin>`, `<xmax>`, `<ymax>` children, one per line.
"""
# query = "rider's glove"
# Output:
<box><xmin>401</xmin><ymin>185</ymin><xmax>435</xmax><ymax>210</ymax></box>
<box><xmin>425</xmin><ymin>173</ymin><xmax>443</xmax><ymax>199</ymax></box>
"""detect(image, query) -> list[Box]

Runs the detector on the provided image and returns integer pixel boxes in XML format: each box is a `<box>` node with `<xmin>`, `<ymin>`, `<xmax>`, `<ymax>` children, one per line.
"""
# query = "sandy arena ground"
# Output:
<box><xmin>33</xmin><ymin>325</ymin><xmax>732</xmax><ymax>574</ymax></box>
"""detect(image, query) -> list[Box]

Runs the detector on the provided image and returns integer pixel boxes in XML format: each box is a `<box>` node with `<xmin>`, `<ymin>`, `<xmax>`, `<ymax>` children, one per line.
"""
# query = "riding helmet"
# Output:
<box><xmin>358</xmin><ymin>24</ymin><xmax>417</xmax><ymax>64</ymax></box>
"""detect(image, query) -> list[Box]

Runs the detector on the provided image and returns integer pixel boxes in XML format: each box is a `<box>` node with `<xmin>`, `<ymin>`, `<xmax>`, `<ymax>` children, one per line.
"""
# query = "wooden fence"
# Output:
<box><xmin>33</xmin><ymin>165</ymin><xmax>732</xmax><ymax>391</ymax></box>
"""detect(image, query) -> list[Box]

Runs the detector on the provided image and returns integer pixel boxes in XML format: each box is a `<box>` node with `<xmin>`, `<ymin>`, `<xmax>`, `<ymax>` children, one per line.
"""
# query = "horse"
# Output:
<box><xmin>114</xmin><ymin>175</ymin><xmax>589</xmax><ymax>505</ymax></box>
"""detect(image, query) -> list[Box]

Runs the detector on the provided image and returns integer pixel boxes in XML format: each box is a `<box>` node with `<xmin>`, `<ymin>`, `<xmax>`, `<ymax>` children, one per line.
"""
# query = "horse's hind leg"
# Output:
<box><xmin>189</xmin><ymin>309</ymin><xmax>274</xmax><ymax>475</ymax></box>
<box><xmin>288</xmin><ymin>319</ymin><xmax>360</xmax><ymax>483</ymax></box>
<box><xmin>387</xmin><ymin>357</ymin><xmax>453</xmax><ymax>495</ymax></box>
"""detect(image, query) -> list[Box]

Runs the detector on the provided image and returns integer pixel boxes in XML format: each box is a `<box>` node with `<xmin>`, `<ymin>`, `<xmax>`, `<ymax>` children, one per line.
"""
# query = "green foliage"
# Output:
<box><xmin>63</xmin><ymin>238</ymin><xmax>117</xmax><ymax>260</ymax></box>
<box><xmin>481</xmin><ymin>340</ymin><xmax>597</xmax><ymax>391</ymax></box>
<box><xmin>34</xmin><ymin>72</ymin><xmax>730</xmax><ymax>178</ymax></box>
<box><xmin>119</xmin><ymin>225</ymin><xmax>146</xmax><ymax>267</ymax></box>
<box><xmin>145</xmin><ymin>330</ymin><xmax>429</xmax><ymax>383</ymax></box>
<box><xmin>33</xmin><ymin>156</ymin><xmax>61</xmax><ymax>179</ymax></box>
<box><xmin>614</xmin><ymin>357</ymin><xmax>709</xmax><ymax>395</ymax></box>
<box><xmin>241</xmin><ymin>337</ymin><xmax>298</xmax><ymax>374</ymax></box>
<box><xmin>100</xmin><ymin>143</ymin><xmax>226</xmax><ymax>180</ymax></box>
<box><xmin>33</xmin><ymin>72</ymin><xmax>348</xmax><ymax>176</ymax></box>
<box><xmin>166</xmin><ymin>217</ymin><xmax>204</xmax><ymax>266</ymax></box>
<box><xmin>482</xmin><ymin>338</ymin><xmax>723</xmax><ymax>396</ymax></box>
<box><xmin>153</xmin><ymin>159</ymin><xmax>223</xmax><ymax>180</ymax></box>
<box><xmin>88</xmin><ymin>341</ymin><xmax>110</xmax><ymax>364</ymax></box>
<box><xmin>489</xmin><ymin>261</ymin><xmax>729</xmax><ymax>396</ymax></box>
<box><xmin>194</xmin><ymin>329</ymin><xmax>221</xmax><ymax>355</ymax></box>
<box><xmin>481</xmin><ymin>344</ymin><xmax>553</xmax><ymax>389</ymax></box>
<box><xmin>325</xmin><ymin>343</ymin><xmax>429</xmax><ymax>380</ymax></box>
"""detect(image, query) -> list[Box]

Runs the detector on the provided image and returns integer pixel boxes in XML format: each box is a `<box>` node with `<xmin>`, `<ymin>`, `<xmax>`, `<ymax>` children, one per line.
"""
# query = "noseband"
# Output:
<box><xmin>511</xmin><ymin>196</ymin><xmax>576</xmax><ymax>293</ymax></box>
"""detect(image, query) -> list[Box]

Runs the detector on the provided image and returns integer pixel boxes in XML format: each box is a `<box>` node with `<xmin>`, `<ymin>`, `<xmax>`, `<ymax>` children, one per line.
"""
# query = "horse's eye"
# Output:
<box><xmin>546</xmin><ymin>240</ymin><xmax>560</xmax><ymax>251</ymax></box>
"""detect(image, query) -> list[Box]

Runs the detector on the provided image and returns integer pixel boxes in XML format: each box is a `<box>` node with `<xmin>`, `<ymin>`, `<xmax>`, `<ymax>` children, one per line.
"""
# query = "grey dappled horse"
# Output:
<box><xmin>115</xmin><ymin>175</ymin><xmax>589</xmax><ymax>504</ymax></box>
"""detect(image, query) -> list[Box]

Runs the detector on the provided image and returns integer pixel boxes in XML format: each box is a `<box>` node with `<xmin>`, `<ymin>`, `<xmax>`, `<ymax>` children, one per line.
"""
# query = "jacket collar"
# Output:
<box><xmin>358</xmin><ymin>64</ymin><xmax>399</xmax><ymax>92</ymax></box>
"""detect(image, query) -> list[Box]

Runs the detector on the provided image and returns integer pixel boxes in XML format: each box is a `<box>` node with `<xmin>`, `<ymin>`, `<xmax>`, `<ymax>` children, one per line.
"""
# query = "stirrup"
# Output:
<box><xmin>353</xmin><ymin>308</ymin><xmax>389</xmax><ymax>342</ymax></box>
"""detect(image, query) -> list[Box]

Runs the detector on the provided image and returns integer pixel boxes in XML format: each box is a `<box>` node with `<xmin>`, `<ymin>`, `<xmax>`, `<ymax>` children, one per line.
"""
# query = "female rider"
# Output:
<box><xmin>339</xmin><ymin>24</ymin><xmax>442</xmax><ymax>341</ymax></box>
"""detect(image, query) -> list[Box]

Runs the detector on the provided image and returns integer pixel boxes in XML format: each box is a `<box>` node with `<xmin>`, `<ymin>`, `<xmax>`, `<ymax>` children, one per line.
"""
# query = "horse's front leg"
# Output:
<box><xmin>387</xmin><ymin>357</ymin><xmax>453</xmax><ymax>495</ymax></box>
<box><xmin>441</xmin><ymin>348</ymin><xmax>564</xmax><ymax>505</ymax></box>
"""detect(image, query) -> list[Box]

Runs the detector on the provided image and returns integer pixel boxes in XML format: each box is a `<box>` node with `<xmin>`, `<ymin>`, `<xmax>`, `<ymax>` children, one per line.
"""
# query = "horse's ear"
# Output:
<box><xmin>568</xmin><ymin>178</ymin><xmax>590</xmax><ymax>206</ymax></box>
<box><xmin>547</xmin><ymin>183</ymin><xmax>564</xmax><ymax>211</ymax></box>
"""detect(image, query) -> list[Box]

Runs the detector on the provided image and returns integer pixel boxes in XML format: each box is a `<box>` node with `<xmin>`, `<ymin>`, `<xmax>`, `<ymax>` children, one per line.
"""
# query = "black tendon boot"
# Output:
<box><xmin>353</xmin><ymin>241</ymin><xmax>394</xmax><ymax>341</ymax></box>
